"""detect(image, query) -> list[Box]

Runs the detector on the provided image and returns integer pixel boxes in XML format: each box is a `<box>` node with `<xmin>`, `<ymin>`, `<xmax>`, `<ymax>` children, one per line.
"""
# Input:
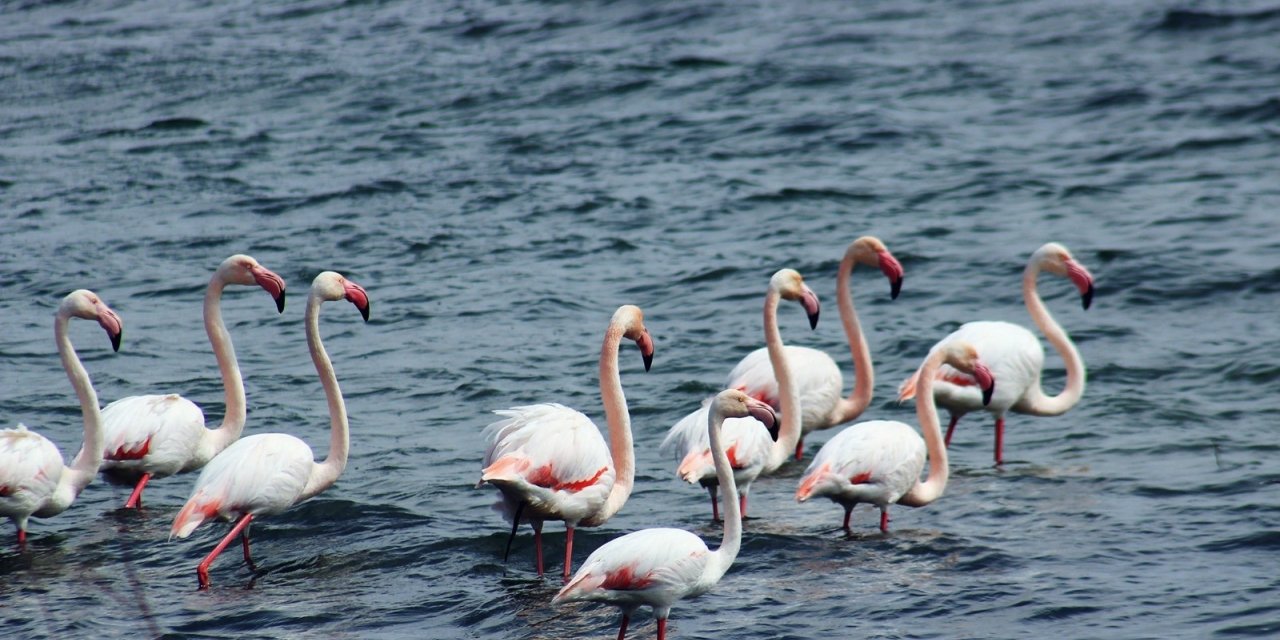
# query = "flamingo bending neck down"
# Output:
<box><xmin>719</xmin><ymin>236</ymin><xmax>903</xmax><ymax>460</ymax></box>
<box><xmin>479</xmin><ymin>305</ymin><xmax>654</xmax><ymax>581</ymax></box>
<box><xmin>555</xmin><ymin>389</ymin><xmax>778</xmax><ymax>640</ymax></box>
<box><xmin>100</xmin><ymin>254</ymin><xmax>285</xmax><ymax>508</ymax></box>
<box><xmin>169</xmin><ymin>271</ymin><xmax>368</xmax><ymax>588</ymax></box>
<box><xmin>796</xmin><ymin>340</ymin><xmax>994</xmax><ymax>531</ymax></box>
<box><xmin>0</xmin><ymin>290</ymin><xmax>122</xmax><ymax>544</ymax></box>
<box><xmin>897</xmin><ymin>242</ymin><xmax>1093</xmax><ymax>465</ymax></box>
<box><xmin>660</xmin><ymin>269</ymin><xmax>816</xmax><ymax>520</ymax></box>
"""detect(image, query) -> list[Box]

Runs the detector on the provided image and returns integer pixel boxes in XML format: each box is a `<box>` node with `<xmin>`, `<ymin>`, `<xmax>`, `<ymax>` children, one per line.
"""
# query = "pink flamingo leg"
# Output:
<box><xmin>944</xmin><ymin>414</ymin><xmax>960</xmax><ymax>447</ymax></box>
<box><xmin>794</xmin><ymin>436</ymin><xmax>804</xmax><ymax>461</ymax></box>
<box><xmin>533</xmin><ymin>523</ymin><xmax>544</xmax><ymax>577</ymax></box>
<box><xmin>240</xmin><ymin>523</ymin><xmax>256</xmax><ymax>571</ymax></box>
<box><xmin>706</xmin><ymin>485</ymin><xmax>719</xmax><ymax>522</ymax></box>
<box><xmin>994</xmin><ymin>417</ymin><xmax>1005</xmax><ymax>465</ymax></box>
<box><xmin>616</xmin><ymin>613</ymin><xmax>630</xmax><ymax>640</ymax></box>
<box><xmin>563</xmin><ymin>526</ymin><xmax>575</xmax><ymax>582</ymax></box>
<box><xmin>124</xmin><ymin>472</ymin><xmax>152</xmax><ymax>509</ymax></box>
<box><xmin>196</xmin><ymin>513</ymin><xmax>254</xmax><ymax>589</ymax></box>
<box><xmin>842</xmin><ymin>505</ymin><xmax>853</xmax><ymax>531</ymax></box>
<box><xmin>16</xmin><ymin>528</ymin><xmax>26</xmax><ymax>546</ymax></box>
<box><xmin>657</xmin><ymin>617</ymin><xmax>667</xmax><ymax>640</ymax></box>
<box><xmin>879</xmin><ymin>509</ymin><xmax>889</xmax><ymax>532</ymax></box>
<box><xmin>739</xmin><ymin>494</ymin><xmax>747</xmax><ymax>519</ymax></box>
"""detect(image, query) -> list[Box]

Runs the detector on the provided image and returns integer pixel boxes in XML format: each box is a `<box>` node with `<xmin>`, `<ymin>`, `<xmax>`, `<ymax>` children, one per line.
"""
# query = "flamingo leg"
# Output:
<box><xmin>563</xmin><ymin>526</ymin><xmax>575</xmax><ymax>583</ymax></box>
<box><xmin>16</xmin><ymin>527</ymin><xmax>27</xmax><ymax>546</ymax></box>
<box><xmin>196</xmin><ymin>513</ymin><xmax>254</xmax><ymax>589</ymax></box>
<box><xmin>944</xmin><ymin>414</ymin><xmax>960</xmax><ymax>447</ymax></box>
<box><xmin>879</xmin><ymin>509</ymin><xmax>889</xmax><ymax>533</ymax></box>
<box><xmin>657</xmin><ymin>617</ymin><xmax>667</xmax><ymax>640</ymax></box>
<box><xmin>794</xmin><ymin>437</ymin><xmax>804</xmax><ymax>461</ymax></box>
<box><xmin>706</xmin><ymin>485</ymin><xmax>719</xmax><ymax>522</ymax></box>
<box><xmin>739</xmin><ymin>494</ymin><xmax>747</xmax><ymax>519</ymax></box>
<box><xmin>124</xmin><ymin>472</ymin><xmax>152</xmax><ymax>509</ymax></box>
<box><xmin>616</xmin><ymin>613</ymin><xmax>630</xmax><ymax>640</ymax></box>
<box><xmin>993</xmin><ymin>417</ymin><xmax>1005</xmax><ymax>465</ymax></box>
<box><xmin>240</xmin><ymin>521</ymin><xmax>256</xmax><ymax>571</ymax></box>
<box><xmin>532</xmin><ymin>521</ymin><xmax>544</xmax><ymax>577</ymax></box>
<box><xmin>502</xmin><ymin>501</ymin><xmax>525</xmax><ymax>563</ymax></box>
<box><xmin>842</xmin><ymin>505</ymin><xmax>853</xmax><ymax>531</ymax></box>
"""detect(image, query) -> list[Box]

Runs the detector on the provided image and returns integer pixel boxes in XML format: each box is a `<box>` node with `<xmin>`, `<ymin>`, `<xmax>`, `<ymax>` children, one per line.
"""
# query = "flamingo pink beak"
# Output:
<box><xmin>343</xmin><ymin>280</ymin><xmax>370</xmax><ymax>321</ymax></box>
<box><xmin>250</xmin><ymin>264</ymin><xmax>287</xmax><ymax>313</ymax></box>
<box><xmin>95</xmin><ymin>301</ymin><xmax>123</xmax><ymax>352</ymax></box>
<box><xmin>799</xmin><ymin>285</ymin><xmax>820</xmax><ymax>330</ymax></box>
<box><xmin>746</xmin><ymin>397</ymin><xmax>780</xmax><ymax>440</ymax></box>
<box><xmin>1065</xmin><ymin>258</ymin><xmax>1094</xmax><ymax>310</ymax></box>
<box><xmin>972</xmin><ymin>361</ymin><xmax>996</xmax><ymax>406</ymax></box>
<box><xmin>636</xmin><ymin>329</ymin><xmax>654</xmax><ymax>372</ymax></box>
<box><xmin>878</xmin><ymin>250</ymin><xmax>904</xmax><ymax>300</ymax></box>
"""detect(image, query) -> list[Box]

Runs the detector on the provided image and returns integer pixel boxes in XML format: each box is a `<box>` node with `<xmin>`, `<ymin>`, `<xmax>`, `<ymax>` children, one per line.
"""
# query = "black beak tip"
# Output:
<box><xmin>642</xmin><ymin>352</ymin><xmax>653</xmax><ymax>372</ymax></box>
<box><xmin>808</xmin><ymin>311</ymin><xmax>820</xmax><ymax>330</ymax></box>
<box><xmin>1082</xmin><ymin>285</ymin><xmax>1094</xmax><ymax>311</ymax></box>
<box><xmin>982</xmin><ymin>384</ymin><xmax>994</xmax><ymax>406</ymax></box>
<box><xmin>359</xmin><ymin>303</ymin><xmax>371</xmax><ymax>322</ymax></box>
<box><xmin>890</xmin><ymin>278</ymin><xmax>903</xmax><ymax>300</ymax></box>
<box><xmin>111</xmin><ymin>331</ymin><xmax>122</xmax><ymax>352</ymax></box>
<box><xmin>275</xmin><ymin>292</ymin><xmax>287</xmax><ymax>314</ymax></box>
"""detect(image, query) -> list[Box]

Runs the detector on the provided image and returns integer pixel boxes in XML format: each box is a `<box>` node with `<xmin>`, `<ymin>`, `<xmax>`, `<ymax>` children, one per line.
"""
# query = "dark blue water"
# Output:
<box><xmin>2</xmin><ymin>0</ymin><xmax>1279</xmax><ymax>637</ymax></box>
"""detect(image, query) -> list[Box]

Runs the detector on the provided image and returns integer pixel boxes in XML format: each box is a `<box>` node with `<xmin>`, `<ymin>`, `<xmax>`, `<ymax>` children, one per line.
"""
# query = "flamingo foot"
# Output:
<box><xmin>563</xmin><ymin>526</ymin><xmax>575</xmax><ymax>583</ymax></box>
<box><xmin>944</xmin><ymin>414</ymin><xmax>960</xmax><ymax>447</ymax></box>
<box><xmin>240</xmin><ymin>526</ymin><xmax>256</xmax><ymax>572</ymax></box>
<box><xmin>196</xmin><ymin>513</ymin><xmax>254</xmax><ymax>589</ymax></box>
<box><xmin>994</xmin><ymin>417</ymin><xmax>1005</xmax><ymax>465</ymax></box>
<box><xmin>616</xmin><ymin>613</ymin><xmax>630</xmax><ymax>640</ymax></box>
<box><xmin>657</xmin><ymin>617</ymin><xmax>668</xmax><ymax>640</ymax></box>
<box><xmin>124</xmin><ymin>472</ymin><xmax>152</xmax><ymax>509</ymax></box>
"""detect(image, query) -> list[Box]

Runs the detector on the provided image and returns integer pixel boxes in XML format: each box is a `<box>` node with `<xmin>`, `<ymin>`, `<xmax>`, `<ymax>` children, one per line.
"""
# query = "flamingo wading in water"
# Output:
<box><xmin>796</xmin><ymin>340</ymin><xmax>995</xmax><ymax>531</ymax></box>
<box><xmin>897</xmin><ymin>242</ymin><xmax>1094</xmax><ymax>465</ymax></box>
<box><xmin>555</xmin><ymin>389</ymin><xmax>778</xmax><ymax>640</ymax></box>
<box><xmin>169</xmin><ymin>271</ymin><xmax>368</xmax><ymax>588</ymax></box>
<box><xmin>1</xmin><ymin>290</ymin><xmax>122</xmax><ymax>544</ymax></box>
<box><xmin>479</xmin><ymin>305</ymin><xmax>654</xmax><ymax>581</ymax></box>
<box><xmin>100</xmin><ymin>254</ymin><xmax>285</xmax><ymax>508</ymax></box>
<box><xmin>660</xmin><ymin>269</ymin><xmax>816</xmax><ymax>520</ymax></box>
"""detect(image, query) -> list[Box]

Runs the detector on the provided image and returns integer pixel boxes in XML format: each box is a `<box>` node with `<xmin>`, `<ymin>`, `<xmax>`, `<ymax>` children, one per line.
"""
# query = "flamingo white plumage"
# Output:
<box><xmin>717</xmin><ymin>236</ymin><xmax>904</xmax><ymax>460</ymax></box>
<box><xmin>169</xmin><ymin>271</ymin><xmax>368</xmax><ymax>588</ymax></box>
<box><xmin>897</xmin><ymin>242</ymin><xmax>1094</xmax><ymax>465</ymax></box>
<box><xmin>660</xmin><ymin>269</ymin><xmax>817</xmax><ymax>520</ymax></box>
<box><xmin>479</xmin><ymin>305</ymin><xmax>654</xmax><ymax>581</ymax></box>
<box><xmin>796</xmin><ymin>340</ymin><xmax>995</xmax><ymax>531</ymax></box>
<box><xmin>100</xmin><ymin>254</ymin><xmax>286</xmax><ymax>508</ymax></box>
<box><xmin>0</xmin><ymin>290</ymin><xmax>122</xmax><ymax>544</ymax></box>
<box><xmin>556</xmin><ymin>389</ymin><xmax>778</xmax><ymax>640</ymax></box>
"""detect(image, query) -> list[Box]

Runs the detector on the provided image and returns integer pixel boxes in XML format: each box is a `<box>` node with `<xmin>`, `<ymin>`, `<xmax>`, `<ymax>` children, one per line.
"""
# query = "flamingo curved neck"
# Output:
<box><xmin>1017</xmin><ymin>261</ymin><xmax>1086</xmax><ymax>416</ymax></box>
<box><xmin>898</xmin><ymin>349</ymin><xmax>949</xmax><ymax>508</ymax></box>
<box><xmin>53</xmin><ymin>311</ymin><xmax>105</xmax><ymax>511</ymax></box>
<box><xmin>300</xmin><ymin>293</ymin><xmax>350</xmax><ymax>501</ymax></box>
<box><xmin>764</xmin><ymin>288</ymin><xmax>803</xmax><ymax>472</ymax></box>
<box><xmin>706</xmin><ymin>406</ymin><xmax>740</xmax><ymax>581</ymax></box>
<box><xmin>201</xmin><ymin>274</ymin><xmax>247</xmax><ymax>458</ymax></box>
<box><xmin>831</xmin><ymin>251</ymin><xmax>874</xmax><ymax>424</ymax></box>
<box><xmin>582</xmin><ymin>323</ymin><xmax>634</xmax><ymax>526</ymax></box>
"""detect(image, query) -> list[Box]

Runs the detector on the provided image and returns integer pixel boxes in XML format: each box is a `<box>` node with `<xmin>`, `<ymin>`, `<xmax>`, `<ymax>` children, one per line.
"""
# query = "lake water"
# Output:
<box><xmin>2</xmin><ymin>0</ymin><xmax>1278</xmax><ymax>638</ymax></box>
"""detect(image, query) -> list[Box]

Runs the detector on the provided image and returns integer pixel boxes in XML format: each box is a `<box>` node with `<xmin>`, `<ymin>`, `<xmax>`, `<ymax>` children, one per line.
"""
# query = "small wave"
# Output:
<box><xmin>1153</xmin><ymin>8</ymin><xmax>1280</xmax><ymax>32</ymax></box>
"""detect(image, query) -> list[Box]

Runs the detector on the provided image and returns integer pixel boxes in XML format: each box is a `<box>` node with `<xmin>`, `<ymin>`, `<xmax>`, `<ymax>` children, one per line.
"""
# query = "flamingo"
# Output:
<box><xmin>479</xmin><ymin>305</ymin><xmax>654</xmax><ymax>581</ymax></box>
<box><xmin>554</xmin><ymin>389</ymin><xmax>778</xmax><ymax>640</ymax></box>
<box><xmin>897</xmin><ymin>242</ymin><xmax>1094</xmax><ymax>465</ymax></box>
<box><xmin>169</xmin><ymin>271</ymin><xmax>368</xmax><ymax>588</ymax></box>
<box><xmin>795</xmin><ymin>340</ymin><xmax>995</xmax><ymax>531</ymax></box>
<box><xmin>99</xmin><ymin>254</ymin><xmax>286</xmax><ymax>508</ymax></box>
<box><xmin>0</xmin><ymin>290</ymin><xmax>122</xmax><ymax>544</ymax></box>
<box><xmin>660</xmin><ymin>269</ymin><xmax>817</xmax><ymax>520</ymax></box>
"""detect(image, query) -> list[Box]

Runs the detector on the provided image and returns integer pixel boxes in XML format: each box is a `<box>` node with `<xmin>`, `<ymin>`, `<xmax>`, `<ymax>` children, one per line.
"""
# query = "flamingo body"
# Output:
<box><xmin>0</xmin><ymin>426</ymin><xmax>65</xmax><ymax>524</ymax></box>
<box><xmin>555</xmin><ymin>527</ymin><xmax>719</xmax><ymax>614</ymax></box>
<box><xmin>482</xmin><ymin>403</ymin><xmax>616</xmax><ymax>526</ymax></box>
<box><xmin>171</xmin><ymin>433</ymin><xmax>314</xmax><ymax>538</ymax></box>
<box><xmin>100</xmin><ymin>395</ymin><xmax>206</xmax><ymax>478</ymax></box>
<box><xmin>920</xmin><ymin>321</ymin><xmax>1041</xmax><ymax>417</ymax></box>
<box><xmin>795</xmin><ymin>420</ymin><xmax>924</xmax><ymax>518</ymax></box>
<box><xmin>725</xmin><ymin>345</ymin><xmax>843</xmax><ymax>435</ymax></box>
<box><xmin>663</xmin><ymin>406</ymin><xmax>772</xmax><ymax>516</ymax></box>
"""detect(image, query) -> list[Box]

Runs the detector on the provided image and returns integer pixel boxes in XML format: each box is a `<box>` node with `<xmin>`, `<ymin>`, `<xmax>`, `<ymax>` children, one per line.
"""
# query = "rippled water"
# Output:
<box><xmin>2</xmin><ymin>0</ymin><xmax>1279</xmax><ymax>638</ymax></box>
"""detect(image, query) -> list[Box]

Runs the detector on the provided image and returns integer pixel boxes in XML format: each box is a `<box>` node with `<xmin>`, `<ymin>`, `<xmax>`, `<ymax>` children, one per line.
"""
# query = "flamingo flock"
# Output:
<box><xmin>2</xmin><ymin>240</ymin><xmax>1095</xmax><ymax>640</ymax></box>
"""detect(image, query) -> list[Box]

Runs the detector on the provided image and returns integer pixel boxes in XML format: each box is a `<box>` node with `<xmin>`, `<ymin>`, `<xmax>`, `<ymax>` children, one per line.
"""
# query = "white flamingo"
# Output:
<box><xmin>660</xmin><ymin>269</ymin><xmax>817</xmax><ymax>520</ymax></box>
<box><xmin>0</xmin><ymin>290</ymin><xmax>122</xmax><ymax>544</ymax></box>
<box><xmin>796</xmin><ymin>340</ymin><xmax>995</xmax><ymax>531</ymax></box>
<box><xmin>100</xmin><ymin>254</ymin><xmax>285</xmax><ymax>508</ymax></box>
<box><xmin>479</xmin><ymin>305</ymin><xmax>654</xmax><ymax>581</ymax></box>
<box><xmin>555</xmin><ymin>389</ymin><xmax>778</xmax><ymax>640</ymax></box>
<box><xmin>169</xmin><ymin>271</ymin><xmax>367</xmax><ymax>588</ymax></box>
<box><xmin>898</xmin><ymin>242</ymin><xmax>1094</xmax><ymax>464</ymax></box>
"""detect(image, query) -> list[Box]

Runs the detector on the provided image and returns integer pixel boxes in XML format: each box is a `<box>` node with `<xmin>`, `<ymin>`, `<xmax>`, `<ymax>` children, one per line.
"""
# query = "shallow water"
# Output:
<box><xmin>2</xmin><ymin>0</ymin><xmax>1279</xmax><ymax>638</ymax></box>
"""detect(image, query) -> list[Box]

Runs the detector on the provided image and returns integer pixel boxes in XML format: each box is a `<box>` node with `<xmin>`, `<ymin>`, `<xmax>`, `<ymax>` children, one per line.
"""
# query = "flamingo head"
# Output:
<box><xmin>712</xmin><ymin>389</ymin><xmax>779</xmax><ymax>440</ymax></box>
<box><xmin>941</xmin><ymin>340</ymin><xmax>996</xmax><ymax>406</ymax></box>
<box><xmin>612</xmin><ymin>305</ymin><xmax>654</xmax><ymax>371</ymax></box>
<box><xmin>849</xmin><ymin>236</ymin><xmax>904</xmax><ymax>300</ymax></box>
<box><xmin>313</xmin><ymin>271</ymin><xmax>371</xmax><ymax>321</ymax></box>
<box><xmin>1034</xmin><ymin>243</ymin><xmax>1094</xmax><ymax>311</ymax></box>
<box><xmin>771</xmin><ymin>268</ymin><xmax>821</xmax><ymax>330</ymax></box>
<box><xmin>61</xmin><ymin>289</ymin><xmax>123</xmax><ymax>352</ymax></box>
<box><xmin>219</xmin><ymin>254</ymin><xmax>287</xmax><ymax>313</ymax></box>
